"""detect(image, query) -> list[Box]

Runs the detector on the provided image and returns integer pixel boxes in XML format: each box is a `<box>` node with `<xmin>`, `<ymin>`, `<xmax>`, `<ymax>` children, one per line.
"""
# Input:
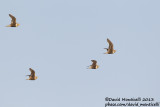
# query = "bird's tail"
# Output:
<box><xmin>6</xmin><ymin>25</ymin><xmax>11</xmax><ymax>27</ymax></box>
<box><xmin>104</xmin><ymin>48</ymin><xmax>108</xmax><ymax>50</ymax></box>
<box><xmin>86</xmin><ymin>66</ymin><xmax>90</xmax><ymax>69</ymax></box>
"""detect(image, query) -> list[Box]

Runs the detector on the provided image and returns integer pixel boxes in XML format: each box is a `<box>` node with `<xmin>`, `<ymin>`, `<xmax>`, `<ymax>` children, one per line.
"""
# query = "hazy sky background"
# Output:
<box><xmin>0</xmin><ymin>0</ymin><xmax>160</xmax><ymax>107</ymax></box>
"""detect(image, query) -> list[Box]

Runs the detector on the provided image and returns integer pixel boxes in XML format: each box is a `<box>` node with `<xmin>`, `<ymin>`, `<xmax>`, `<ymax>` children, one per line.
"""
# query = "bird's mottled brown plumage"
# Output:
<box><xmin>26</xmin><ymin>68</ymin><xmax>38</xmax><ymax>80</ymax></box>
<box><xmin>104</xmin><ymin>38</ymin><xmax>116</xmax><ymax>54</ymax></box>
<box><xmin>88</xmin><ymin>60</ymin><xmax>99</xmax><ymax>69</ymax></box>
<box><xmin>6</xmin><ymin>14</ymin><xmax>20</xmax><ymax>27</ymax></box>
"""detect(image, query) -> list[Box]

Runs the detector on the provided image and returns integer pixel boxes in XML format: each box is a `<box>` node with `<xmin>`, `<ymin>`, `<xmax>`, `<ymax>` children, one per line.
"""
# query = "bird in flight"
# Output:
<box><xmin>104</xmin><ymin>38</ymin><xmax>116</xmax><ymax>54</ymax></box>
<box><xmin>6</xmin><ymin>14</ymin><xmax>20</xmax><ymax>27</ymax></box>
<box><xmin>88</xmin><ymin>60</ymin><xmax>99</xmax><ymax>69</ymax></box>
<box><xmin>26</xmin><ymin>68</ymin><xmax>38</xmax><ymax>80</ymax></box>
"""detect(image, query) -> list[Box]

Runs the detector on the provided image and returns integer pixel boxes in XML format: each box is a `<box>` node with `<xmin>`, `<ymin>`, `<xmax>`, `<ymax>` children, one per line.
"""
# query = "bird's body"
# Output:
<box><xmin>26</xmin><ymin>68</ymin><xmax>38</xmax><ymax>80</ymax></box>
<box><xmin>6</xmin><ymin>14</ymin><xmax>20</xmax><ymax>27</ymax></box>
<box><xmin>104</xmin><ymin>38</ymin><xmax>116</xmax><ymax>54</ymax></box>
<box><xmin>88</xmin><ymin>60</ymin><xmax>99</xmax><ymax>69</ymax></box>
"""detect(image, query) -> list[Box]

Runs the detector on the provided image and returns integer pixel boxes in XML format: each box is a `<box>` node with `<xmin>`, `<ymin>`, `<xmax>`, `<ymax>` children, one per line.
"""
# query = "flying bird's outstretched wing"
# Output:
<box><xmin>9</xmin><ymin>14</ymin><xmax>16</xmax><ymax>25</ymax></box>
<box><xmin>91</xmin><ymin>60</ymin><xmax>97</xmax><ymax>66</ymax></box>
<box><xmin>29</xmin><ymin>68</ymin><xmax>35</xmax><ymax>77</ymax></box>
<box><xmin>107</xmin><ymin>38</ymin><xmax>114</xmax><ymax>53</ymax></box>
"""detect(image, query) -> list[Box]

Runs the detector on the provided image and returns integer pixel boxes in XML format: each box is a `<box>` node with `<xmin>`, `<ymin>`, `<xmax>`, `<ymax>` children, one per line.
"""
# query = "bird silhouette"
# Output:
<box><xmin>88</xmin><ymin>60</ymin><xmax>99</xmax><ymax>69</ymax></box>
<box><xmin>26</xmin><ymin>68</ymin><xmax>38</xmax><ymax>80</ymax></box>
<box><xmin>6</xmin><ymin>14</ymin><xmax>20</xmax><ymax>27</ymax></box>
<box><xmin>104</xmin><ymin>38</ymin><xmax>116</xmax><ymax>54</ymax></box>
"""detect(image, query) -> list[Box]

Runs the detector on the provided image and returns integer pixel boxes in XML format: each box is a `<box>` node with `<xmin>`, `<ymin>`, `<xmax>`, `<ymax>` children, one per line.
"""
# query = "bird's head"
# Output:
<box><xmin>16</xmin><ymin>23</ymin><xmax>20</xmax><ymax>27</ymax></box>
<box><xmin>96</xmin><ymin>65</ymin><xmax>99</xmax><ymax>69</ymax></box>
<box><xmin>35</xmin><ymin>76</ymin><xmax>38</xmax><ymax>80</ymax></box>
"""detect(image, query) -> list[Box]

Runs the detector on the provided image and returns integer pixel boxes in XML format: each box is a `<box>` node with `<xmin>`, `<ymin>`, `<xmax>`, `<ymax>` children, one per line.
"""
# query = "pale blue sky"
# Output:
<box><xmin>0</xmin><ymin>0</ymin><xmax>160</xmax><ymax>107</ymax></box>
